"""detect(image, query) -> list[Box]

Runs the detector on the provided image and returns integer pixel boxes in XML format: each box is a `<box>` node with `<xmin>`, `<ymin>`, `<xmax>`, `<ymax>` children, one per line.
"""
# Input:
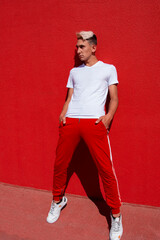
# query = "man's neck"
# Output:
<box><xmin>84</xmin><ymin>56</ymin><xmax>98</xmax><ymax>67</ymax></box>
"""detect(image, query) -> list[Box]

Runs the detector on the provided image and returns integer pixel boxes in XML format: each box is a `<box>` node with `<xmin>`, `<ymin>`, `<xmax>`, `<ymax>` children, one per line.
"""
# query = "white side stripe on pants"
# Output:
<box><xmin>107</xmin><ymin>134</ymin><xmax>121</xmax><ymax>202</ymax></box>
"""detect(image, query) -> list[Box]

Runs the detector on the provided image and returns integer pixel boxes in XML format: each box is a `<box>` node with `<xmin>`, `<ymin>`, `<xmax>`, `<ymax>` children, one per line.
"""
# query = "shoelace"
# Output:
<box><xmin>50</xmin><ymin>203</ymin><xmax>56</xmax><ymax>214</ymax></box>
<box><xmin>112</xmin><ymin>218</ymin><xmax>120</xmax><ymax>232</ymax></box>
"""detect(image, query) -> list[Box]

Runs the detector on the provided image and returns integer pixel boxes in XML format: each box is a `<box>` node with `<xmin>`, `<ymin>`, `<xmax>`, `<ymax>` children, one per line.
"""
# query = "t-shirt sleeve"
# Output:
<box><xmin>66</xmin><ymin>71</ymin><xmax>74</xmax><ymax>88</ymax></box>
<box><xmin>108</xmin><ymin>65</ymin><xmax>119</xmax><ymax>86</ymax></box>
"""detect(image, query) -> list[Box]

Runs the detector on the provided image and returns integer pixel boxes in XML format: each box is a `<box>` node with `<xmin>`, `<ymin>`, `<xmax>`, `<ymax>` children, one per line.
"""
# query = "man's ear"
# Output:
<box><xmin>92</xmin><ymin>44</ymin><xmax>97</xmax><ymax>53</ymax></box>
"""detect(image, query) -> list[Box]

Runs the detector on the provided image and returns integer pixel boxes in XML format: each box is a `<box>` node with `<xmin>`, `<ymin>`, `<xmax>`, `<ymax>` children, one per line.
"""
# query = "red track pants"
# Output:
<box><xmin>52</xmin><ymin>118</ymin><xmax>121</xmax><ymax>214</ymax></box>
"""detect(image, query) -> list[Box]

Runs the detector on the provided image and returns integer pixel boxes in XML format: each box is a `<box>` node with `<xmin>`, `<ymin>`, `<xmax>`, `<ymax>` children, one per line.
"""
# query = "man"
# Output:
<box><xmin>47</xmin><ymin>31</ymin><xmax>123</xmax><ymax>240</ymax></box>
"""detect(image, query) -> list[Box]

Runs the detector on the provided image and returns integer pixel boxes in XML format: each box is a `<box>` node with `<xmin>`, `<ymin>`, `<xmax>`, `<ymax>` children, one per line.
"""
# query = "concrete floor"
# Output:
<box><xmin>0</xmin><ymin>182</ymin><xmax>160</xmax><ymax>240</ymax></box>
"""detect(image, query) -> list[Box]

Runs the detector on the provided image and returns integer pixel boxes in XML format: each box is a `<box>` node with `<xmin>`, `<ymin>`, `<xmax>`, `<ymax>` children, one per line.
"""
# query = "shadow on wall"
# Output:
<box><xmin>66</xmin><ymin>139</ymin><xmax>111</xmax><ymax>227</ymax></box>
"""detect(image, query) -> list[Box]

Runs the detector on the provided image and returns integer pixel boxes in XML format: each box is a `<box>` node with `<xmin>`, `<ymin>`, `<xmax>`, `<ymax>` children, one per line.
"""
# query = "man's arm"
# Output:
<box><xmin>59</xmin><ymin>88</ymin><xmax>73</xmax><ymax>124</ymax></box>
<box><xmin>95</xmin><ymin>84</ymin><xmax>119</xmax><ymax>129</ymax></box>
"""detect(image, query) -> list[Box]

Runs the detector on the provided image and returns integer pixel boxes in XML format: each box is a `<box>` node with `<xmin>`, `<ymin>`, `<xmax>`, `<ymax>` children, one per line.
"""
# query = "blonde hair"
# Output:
<box><xmin>76</xmin><ymin>31</ymin><xmax>97</xmax><ymax>45</ymax></box>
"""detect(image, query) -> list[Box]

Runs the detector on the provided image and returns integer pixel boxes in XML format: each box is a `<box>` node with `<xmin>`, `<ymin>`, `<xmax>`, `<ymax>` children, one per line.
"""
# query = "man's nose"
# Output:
<box><xmin>77</xmin><ymin>48</ymin><xmax>81</xmax><ymax>54</ymax></box>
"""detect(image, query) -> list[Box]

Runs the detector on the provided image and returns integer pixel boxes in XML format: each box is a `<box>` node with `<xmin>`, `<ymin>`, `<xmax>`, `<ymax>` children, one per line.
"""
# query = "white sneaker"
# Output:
<box><xmin>109</xmin><ymin>214</ymin><xmax>123</xmax><ymax>240</ymax></box>
<box><xmin>46</xmin><ymin>196</ymin><xmax>67</xmax><ymax>223</ymax></box>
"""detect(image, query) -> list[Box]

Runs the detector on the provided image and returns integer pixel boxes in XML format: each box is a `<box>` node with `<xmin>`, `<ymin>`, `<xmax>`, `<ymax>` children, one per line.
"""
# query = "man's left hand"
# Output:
<box><xmin>95</xmin><ymin>114</ymin><xmax>113</xmax><ymax>129</ymax></box>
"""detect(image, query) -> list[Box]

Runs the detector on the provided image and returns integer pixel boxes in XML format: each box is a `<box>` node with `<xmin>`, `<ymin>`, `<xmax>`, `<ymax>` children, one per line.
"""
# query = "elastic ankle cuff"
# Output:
<box><xmin>111</xmin><ymin>208</ymin><xmax>120</xmax><ymax>215</ymax></box>
<box><xmin>53</xmin><ymin>196</ymin><xmax>63</xmax><ymax>201</ymax></box>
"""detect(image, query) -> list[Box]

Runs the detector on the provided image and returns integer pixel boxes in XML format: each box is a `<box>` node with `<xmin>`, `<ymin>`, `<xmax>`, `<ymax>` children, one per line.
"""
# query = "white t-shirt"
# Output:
<box><xmin>65</xmin><ymin>61</ymin><xmax>118</xmax><ymax>119</ymax></box>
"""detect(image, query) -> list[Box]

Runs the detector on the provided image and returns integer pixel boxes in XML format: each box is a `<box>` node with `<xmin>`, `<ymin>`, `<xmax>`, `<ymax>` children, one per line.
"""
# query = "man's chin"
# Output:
<box><xmin>81</xmin><ymin>59</ymin><xmax>87</xmax><ymax>64</ymax></box>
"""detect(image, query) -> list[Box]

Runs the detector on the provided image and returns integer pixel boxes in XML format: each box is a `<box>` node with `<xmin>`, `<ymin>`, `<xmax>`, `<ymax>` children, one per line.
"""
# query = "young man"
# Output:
<box><xmin>47</xmin><ymin>31</ymin><xmax>123</xmax><ymax>240</ymax></box>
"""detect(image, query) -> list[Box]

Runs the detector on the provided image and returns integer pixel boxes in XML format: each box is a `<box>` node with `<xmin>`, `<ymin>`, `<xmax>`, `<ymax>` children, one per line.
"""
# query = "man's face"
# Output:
<box><xmin>76</xmin><ymin>39</ymin><xmax>96</xmax><ymax>62</ymax></box>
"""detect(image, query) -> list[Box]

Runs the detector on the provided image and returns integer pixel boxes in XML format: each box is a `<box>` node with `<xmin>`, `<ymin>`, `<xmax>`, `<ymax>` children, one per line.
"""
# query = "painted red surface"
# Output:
<box><xmin>0</xmin><ymin>0</ymin><xmax>159</xmax><ymax>207</ymax></box>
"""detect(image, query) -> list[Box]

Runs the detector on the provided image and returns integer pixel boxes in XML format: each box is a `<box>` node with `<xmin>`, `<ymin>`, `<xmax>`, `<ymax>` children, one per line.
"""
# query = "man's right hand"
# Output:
<box><xmin>58</xmin><ymin>88</ymin><xmax>73</xmax><ymax>125</ymax></box>
<box><xmin>59</xmin><ymin>115</ymin><xmax>66</xmax><ymax>124</ymax></box>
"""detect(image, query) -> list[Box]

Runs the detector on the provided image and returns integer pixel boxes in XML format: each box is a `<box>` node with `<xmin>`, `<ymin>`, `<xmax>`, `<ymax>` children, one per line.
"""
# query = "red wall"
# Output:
<box><xmin>0</xmin><ymin>0</ymin><xmax>159</xmax><ymax>207</ymax></box>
